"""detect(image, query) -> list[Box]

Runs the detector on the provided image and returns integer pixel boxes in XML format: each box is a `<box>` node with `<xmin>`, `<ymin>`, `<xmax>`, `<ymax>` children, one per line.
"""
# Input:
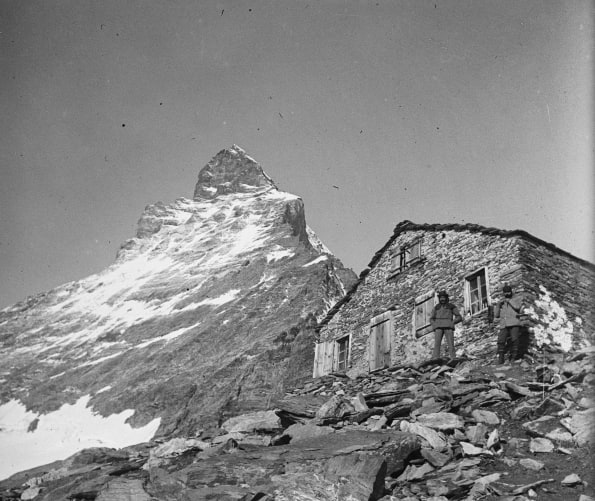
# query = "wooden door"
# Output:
<box><xmin>369</xmin><ymin>312</ymin><xmax>392</xmax><ymax>371</ymax></box>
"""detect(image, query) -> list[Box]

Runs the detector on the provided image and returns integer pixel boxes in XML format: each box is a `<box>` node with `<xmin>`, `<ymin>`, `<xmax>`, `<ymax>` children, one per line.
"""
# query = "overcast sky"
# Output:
<box><xmin>0</xmin><ymin>0</ymin><xmax>593</xmax><ymax>309</ymax></box>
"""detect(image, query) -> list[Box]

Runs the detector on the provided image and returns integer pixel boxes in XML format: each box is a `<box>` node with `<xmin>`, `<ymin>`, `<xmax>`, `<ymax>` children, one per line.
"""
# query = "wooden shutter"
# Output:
<box><xmin>313</xmin><ymin>342</ymin><xmax>323</xmax><ymax>378</ymax></box>
<box><xmin>414</xmin><ymin>291</ymin><xmax>436</xmax><ymax>338</ymax></box>
<box><xmin>323</xmin><ymin>340</ymin><xmax>335</xmax><ymax>374</ymax></box>
<box><xmin>313</xmin><ymin>340</ymin><xmax>335</xmax><ymax>378</ymax></box>
<box><xmin>369</xmin><ymin>311</ymin><xmax>392</xmax><ymax>371</ymax></box>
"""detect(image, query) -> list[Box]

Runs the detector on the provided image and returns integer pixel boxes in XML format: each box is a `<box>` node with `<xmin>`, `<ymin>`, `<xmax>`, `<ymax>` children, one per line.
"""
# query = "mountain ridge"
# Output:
<box><xmin>0</xmin><ymin>145</ymin><xmax>357</xmax><ymax>478</ymax></box>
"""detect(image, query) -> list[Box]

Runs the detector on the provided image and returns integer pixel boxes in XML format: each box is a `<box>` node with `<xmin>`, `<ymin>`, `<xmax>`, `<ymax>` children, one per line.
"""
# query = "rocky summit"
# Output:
<box><xmin>0</xmin><ymin>145</ymin><xmax>357</xmax><ymax>479</ymax></box>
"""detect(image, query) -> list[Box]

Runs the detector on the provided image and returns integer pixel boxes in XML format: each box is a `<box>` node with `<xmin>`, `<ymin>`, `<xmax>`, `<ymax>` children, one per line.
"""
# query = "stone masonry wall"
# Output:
<box><xmin>319</xmin><ymin>229</ymin><xmax>530</xmax><ymax>377</ymax></box>
<box><xmin>518</xmin><ymin>239</ymin><xmax>595</xmax><ymax>342</ymax></box>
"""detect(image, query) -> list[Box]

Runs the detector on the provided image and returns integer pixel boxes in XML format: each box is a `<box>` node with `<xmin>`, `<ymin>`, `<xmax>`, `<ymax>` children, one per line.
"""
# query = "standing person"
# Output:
<box><xmin>494</xmin><ymin>285</ymin><xmax>524</xmax><ymax>364</ymax></box>
<box><xmin>430</xmin><ymin>291</ymin><xmax>463</xmax><ymax>359</ymax></box>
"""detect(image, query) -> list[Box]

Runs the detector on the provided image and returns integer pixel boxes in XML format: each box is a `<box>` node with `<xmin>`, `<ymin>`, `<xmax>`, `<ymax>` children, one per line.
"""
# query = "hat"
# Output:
<box><xmin>503</xmin><ymin>285</ymin><xmax>513</xmax><ymax>293</ymax></box>
<box><xmin>437</xmin><ymin>290</ymin><xmax>449</xmax><ymax>298</ymax></box>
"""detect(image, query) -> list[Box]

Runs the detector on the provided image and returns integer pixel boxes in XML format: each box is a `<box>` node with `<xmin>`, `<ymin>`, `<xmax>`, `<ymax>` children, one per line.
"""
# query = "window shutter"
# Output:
<box><xmin>325</xmin><ymin>341</ymin><xmax>335</xmax><ymax>374</ymax></box>
<box><xmin>409</xmin><ymin>240</ymin><xmax>421</xmax><ymax>261</ymax></box>
<box><xmin>368</xmin><ymin>328</ymin><xmax>378</xmax><ymax>371</ymax></box>
<box><xmin>414</xmin><ymin>290</ymin><xmax>436</xmax><ymax>338</ymax></box>
<box><xmin>369</xmin><ymin>311</ymin><xmax>392</xmax><ymax>371</ymax></box>
<box><xmin>313</xmin><ymin>342</ymin><xmax>322</xmax><ymax>378</ymax></box>
<box><xmin>463</xmin><ymin>277</ymin><xmax>471</xmax><ymax>315</ymax></box>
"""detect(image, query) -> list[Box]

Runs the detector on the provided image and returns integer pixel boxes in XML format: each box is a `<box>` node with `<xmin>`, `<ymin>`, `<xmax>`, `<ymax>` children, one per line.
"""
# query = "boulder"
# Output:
<box><xmin>561</xmin><ymin>473</ymin><xmax>583</xmax><ymax>486</ymax></box>
<box><xmin>560</xmin><ymin>408</ymin><xmax>595</xmax><ymax>446</ymax></box>
<box><xmin>519</xmin><ymin>458</ymin><xmax>544</xmax><ymax>471</ymax></box>
<box><xmin>400</xmin><ymin>421</ymin><xmax>448</xmax><ymax>451</ymax></box>
<box><xmin>282</xmin><ymin>422</ymin><xmax>335</xmax><ymax>442</ymax></box>
<box><xmin>222</xmin><ymin>410</ymin><xmax>282</xmax><ymax>434</ymax></box>
<box><xmin>529</xmin><ymin>437</ymin><xmax>554</xmax><ymax>453</ymax></box>
<box><xmin>351</xmin><ymin>393</ymin><xmax>369</xmax><ymax>412</ymax></box>
<box><xmin>316</xmin><ymin>395</ymin><xmax>356</xmax><ymax>421</ymax></box>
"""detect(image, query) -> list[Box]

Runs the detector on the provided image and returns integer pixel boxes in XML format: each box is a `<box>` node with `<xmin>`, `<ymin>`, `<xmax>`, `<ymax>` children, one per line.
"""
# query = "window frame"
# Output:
<box><xmin>390</xmin><ymin>239</ymin><xmax>423</xmax><ymax>276</ymax></box>
<box><xmin>463</xmin><ymin>267</ymin><xmax>491</xmax><ymax>317</ymax></box>
<box><xmin>335</xmin><ymin>335</ymin><xmax>350</xmax><ymax>371</ymax></box>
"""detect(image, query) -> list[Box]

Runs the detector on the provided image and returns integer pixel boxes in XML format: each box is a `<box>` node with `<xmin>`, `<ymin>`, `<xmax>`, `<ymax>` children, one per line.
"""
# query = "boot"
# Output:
<box><xmin>497</xmin><ymin>352</ymin><xmax>505</xmax><ymax>364</ymax></box>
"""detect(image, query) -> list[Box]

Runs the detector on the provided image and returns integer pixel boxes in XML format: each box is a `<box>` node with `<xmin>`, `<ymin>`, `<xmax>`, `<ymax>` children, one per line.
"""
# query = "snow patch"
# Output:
<box><xmin>267</xmin><ymin>247</ymin><xmax>295</xmax><ymax>263</ymax></box>
<box><xmin>251</xmin><ymin>271</ymin><xmax>277</xmax><ymax>289</ymax></box>
<box><xmin>192</xmin><ymin>290</ymin><xmax>240</xmax><ymax>307</ymax></box>
<box><xmin>306</xmin><ymin>225</ymin><xmax>332</xmax><ymax>254</ymax></box>
<box><xmin>303</xmin><ymin>255</ymin><xmax>328</xmax><ymax>267</ymax></box>
<box><xmin>0</xmin><ymin>396</ymin><xmax>160</xmax><ymax>481</ymax></box>
<box><xmin>78</xmin><ymin>352</ymin><xmax>123</xmax><ymax>368</ymax></box>
<box><xmin>135</xmin><ymin>321</ymin><xmax>201</xmax><ymax>348</ymax></box>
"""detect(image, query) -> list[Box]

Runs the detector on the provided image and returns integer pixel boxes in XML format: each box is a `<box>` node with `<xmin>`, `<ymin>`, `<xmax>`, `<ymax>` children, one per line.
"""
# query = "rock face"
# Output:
<box><xmin>193</xmin><ymin>146</ymin><xmax>278</xmax><ymax>200</ymax></box>
<box><xmin>0</xmin><ymin>145</ymin><xmax>357</xmax><ymax>479</ymax></box>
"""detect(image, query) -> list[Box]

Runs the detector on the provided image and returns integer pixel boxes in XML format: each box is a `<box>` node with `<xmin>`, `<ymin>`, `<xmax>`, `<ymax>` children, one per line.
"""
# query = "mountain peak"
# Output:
<box><xmin>193</xmin><ymin>145</ymin><xmax>278</xmax><ymax>200</ymax></box>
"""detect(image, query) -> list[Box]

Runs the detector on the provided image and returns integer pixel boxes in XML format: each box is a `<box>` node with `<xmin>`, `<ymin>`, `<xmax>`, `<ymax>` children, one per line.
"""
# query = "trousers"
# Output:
<box><xmin>433</xmin><ymin>328</ymin><xmax>455</xmax><ymax>359</ymax></box>
<box><xmin>498</xmin><ymin>326</ymin><xmax>520</xmax><ymax>361</ymax></box>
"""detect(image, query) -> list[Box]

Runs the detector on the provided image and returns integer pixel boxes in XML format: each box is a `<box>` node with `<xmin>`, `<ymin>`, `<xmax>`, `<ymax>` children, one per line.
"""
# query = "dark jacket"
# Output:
<box><xmin>430</xmin><ymin>303</ymin><xmax>462</xmax><ymax>330</ymax></box>
<box><xmin>494</xmin><ymin>296</ymin><xmax>524</xmax><ymax>328</ymax></box>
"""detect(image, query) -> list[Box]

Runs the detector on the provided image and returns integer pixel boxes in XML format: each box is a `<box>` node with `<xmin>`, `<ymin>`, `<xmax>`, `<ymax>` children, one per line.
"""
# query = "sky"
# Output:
<box><xmin>0</xmin><ymin>0</ymin><xmax>593</xmax><ymax>309</ymax></box>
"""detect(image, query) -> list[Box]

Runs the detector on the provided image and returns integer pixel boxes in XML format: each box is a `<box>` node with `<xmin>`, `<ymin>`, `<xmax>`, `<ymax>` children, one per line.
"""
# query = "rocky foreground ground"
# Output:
<box><xmin>1</xmin><ymin>346</ymin><xmax>593</xmax><ymax>501</ymax></box>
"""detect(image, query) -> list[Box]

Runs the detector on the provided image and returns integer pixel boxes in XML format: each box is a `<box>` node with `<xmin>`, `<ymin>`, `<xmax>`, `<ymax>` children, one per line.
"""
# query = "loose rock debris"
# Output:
<box><xmin>1</xmin><ymin>348</ymin><xmax>593</xmax><ymax>500</ymax></box>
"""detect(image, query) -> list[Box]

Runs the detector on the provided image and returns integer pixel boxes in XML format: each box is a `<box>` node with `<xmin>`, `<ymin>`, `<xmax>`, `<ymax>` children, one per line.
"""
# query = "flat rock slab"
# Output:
<box><xmin>416</xmin><ymin>412</ymin><xmax>465</xmax><ymax>430</ymax></box>
<box><xmin>460</xmin><ymin>442</ymin><xmax>492</xmax><ymax>457</ymax></box>
<box><xmin>562</xmin><ymin>473</ymin><xmax>583</xmax><ymax>486</ymax></box>
<box><xmin>282</xmin><ymin>422</ymin><xmax>335</xmax><ymax>442</ymax></box>
<box><xmin>96</xmin><ymin>478</ymin><xmax>152</xmax><ymax>501</ymax></box>
<box><xmin>545</xmin><ymin>428</ymin><xmax>574</xmax><ymax>445</ymax></box>
<box><xmin>316</xmin><ymin>395</ymin><xmax>356</xmax><ymax>420</ymax></box>
<box><xmin>222</xmin><ymin>410</ymin><xmax>282</xmax><ymax>433</ymax></box>
<box><xmin>519</xmin><ymin>458</ymin><xmax>545</xmax><ymax>471</ymax></box>
<box><xmin>400</xmin><ymin>421</ymin><xmax>448</xmax><ymax>451</ymax></box>
<box><xmin>275</xmin><ymin>394</ymin><xmax>330</xmax><ymax>419</ymax></box>
<box><xmin>149</xmin><ymin>429</ymin><xmax>420</xmax><ymax>499</ymax></box>
<box><xmin>529</xmin><ymin>437</ymin><xmax>555</xmax><ymax>453</ymax></box>
<box><xmin>472</xmin><ymin>409</ymin><xmax>500</xmax><ymax>425</ymax></box>
<box><xmin>421</xmin><ymin>448</ymin><xmax>451</xmax><ymax>468</ymax></box>
<box><xmin>522</xmin><ymin>415</ymin><xmax>558</xmax><ymax>437</ymax></box>
<box><xmin>561</xmin><ymin>408</ymin><xmax>595</xmax><ymax>446</ymax></box>
<box><xmin>505</xmin><ymin>381</ymin><xmax>534</xmax><ymax>396</ymax></box>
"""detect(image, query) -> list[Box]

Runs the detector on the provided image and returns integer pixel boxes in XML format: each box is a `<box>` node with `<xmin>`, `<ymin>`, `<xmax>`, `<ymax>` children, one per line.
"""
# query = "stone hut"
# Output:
<box><xmin>313</xmin><ymin>221</ymin><xmax>595</xmax><ymax>378</ymax></box>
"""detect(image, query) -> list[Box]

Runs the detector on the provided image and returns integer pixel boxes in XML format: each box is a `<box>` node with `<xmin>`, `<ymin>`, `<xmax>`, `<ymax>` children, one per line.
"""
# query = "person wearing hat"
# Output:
<box><xmin>430</xmin><ymin>291</ymin><xmax>463</xmax><ymax>359</ymax></box>
<box><xmin>494</xmin><ymin>284</ymin><xmax>525</xmax><ymax>364</ymax></box>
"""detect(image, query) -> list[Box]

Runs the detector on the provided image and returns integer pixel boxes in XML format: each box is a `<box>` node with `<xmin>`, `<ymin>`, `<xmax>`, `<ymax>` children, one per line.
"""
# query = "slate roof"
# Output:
<box><xmin>316</xmin><ymin>220</ymin><xmax>594</xmax><ymax>333</ymax></box>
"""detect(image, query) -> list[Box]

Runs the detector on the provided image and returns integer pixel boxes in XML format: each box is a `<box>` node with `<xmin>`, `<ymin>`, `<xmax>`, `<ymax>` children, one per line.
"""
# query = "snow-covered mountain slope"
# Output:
<box><xmin>0</xmin><ymin>145</ymin><xmax>357</xmax><ymax>479</ymax></box>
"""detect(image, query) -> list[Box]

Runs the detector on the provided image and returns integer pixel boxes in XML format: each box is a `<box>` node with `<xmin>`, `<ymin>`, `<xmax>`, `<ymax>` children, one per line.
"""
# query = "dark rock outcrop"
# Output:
<box><xmin>193</xmin><ymin>145</ymin><xmax>277</xmax><ymax>200</ymax></box>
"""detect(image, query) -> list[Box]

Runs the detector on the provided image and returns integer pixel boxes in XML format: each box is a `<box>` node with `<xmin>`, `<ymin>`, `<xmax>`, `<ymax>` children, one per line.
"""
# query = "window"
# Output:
<box><xmin>414</xmin><ymin>291</ymin><xmax>435</xmax><ymax>336</ymax></box>
<box><xmin>390</xmin><ymin>240</ymin><xmax>422</xmax><ymax>275</ymax></box>
<box><xmin>313</xmin><ymin>334</ymin><xmax>351</xmax><ymax>377</ymax></box>
<box><xmin>464</xmin><ymin>268</ymin><xmax>490</xmax><ymax>315</ymax></box>
<box><xmin>336</xmin><ymin>336</ymin><xmax>350</xmax><ymax>371</ymax></box>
